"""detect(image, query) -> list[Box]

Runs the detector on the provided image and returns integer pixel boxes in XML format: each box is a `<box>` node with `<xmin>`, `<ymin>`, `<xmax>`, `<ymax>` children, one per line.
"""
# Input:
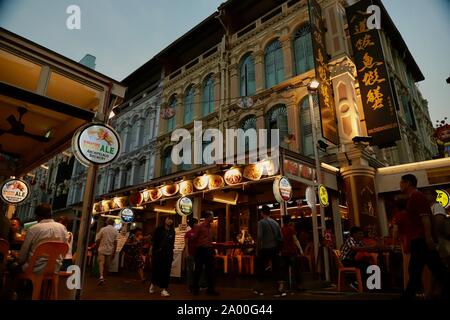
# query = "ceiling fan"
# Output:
<box><xmin>0</xmin><ymin>107</ymin><xmax>50</xmax><ymax>142</ymax></box>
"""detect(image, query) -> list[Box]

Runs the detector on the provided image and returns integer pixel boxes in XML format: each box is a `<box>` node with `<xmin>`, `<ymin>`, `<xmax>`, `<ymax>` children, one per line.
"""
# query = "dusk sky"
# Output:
<box><xmin>0</xmin><ymin>0</ymin><xmax>448</xmax><ymax>124</ymax></box>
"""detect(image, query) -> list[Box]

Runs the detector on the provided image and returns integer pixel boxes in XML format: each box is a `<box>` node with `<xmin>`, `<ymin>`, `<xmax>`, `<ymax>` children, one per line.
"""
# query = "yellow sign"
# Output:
<box><xmin>436</xmin><ymin>190</ymin><xmax>450</xmax><ymax>209</ymax></box>
<box><xmin>319</xmin><ymin>185</ymin><xmax>329</xmax><ymax>207</ymax></box>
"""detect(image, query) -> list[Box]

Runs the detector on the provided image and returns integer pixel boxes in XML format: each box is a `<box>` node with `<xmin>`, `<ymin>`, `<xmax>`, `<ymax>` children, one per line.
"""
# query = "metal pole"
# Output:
<box><xmin>308</xmin><ymin>90</ymin><xmax>330</xmax><ymax>282</ymax></box>
<box><xmin>308</xmin><ymin>92</ymin><xmax>320</xmax><ymax>271</ymax></box>
<box><xmin>74</xmin><ymin>164</ymin><xmax>98</xmax><ymax>300</ymax></box>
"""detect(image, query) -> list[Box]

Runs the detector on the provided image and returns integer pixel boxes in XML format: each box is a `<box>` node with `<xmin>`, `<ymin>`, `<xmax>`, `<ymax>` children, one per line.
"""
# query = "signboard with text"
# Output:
<box><xmin>72</xmin><ymin>123</ymin><xmax>121</xmax><ymax>167</ymax></box>
<box><xmin>1</xmin><ymin>178</ymin><xmax>30</xmax><ymax>204</ymax></box>
<box><xmin>346</xmin><ymin>0</ymin><xmax>401</xmax><ymax>147</ymax></box>
<box><xmin>308</xmin><ymin>0</ymin><xmax>340</xmax><ymax>146</ymax></box>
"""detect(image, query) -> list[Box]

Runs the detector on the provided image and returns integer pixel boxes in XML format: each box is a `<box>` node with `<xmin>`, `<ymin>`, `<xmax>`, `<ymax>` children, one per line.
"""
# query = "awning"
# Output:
<box><xmin>0</xmin><ymin>28</ymin><xmax>126</xmax><ymax>177</ymax></box>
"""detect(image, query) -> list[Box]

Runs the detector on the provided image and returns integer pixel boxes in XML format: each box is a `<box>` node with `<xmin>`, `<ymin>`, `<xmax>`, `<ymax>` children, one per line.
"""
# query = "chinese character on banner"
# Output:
<box><xmin>355</xmin><ymin>34</ymin><xmax>375</xmax><ymax>51</ymax></box>
<box><xmin>362</xmin><ymin>69</ymin><xmax>386</xmax><ymax>86</ymax></box>
<box><xmin>358</xmin><ymin>52</ymin><xmax>383</xmax><ymax>72</ymax></box>
<box><xmin>367</xmin><ymin>86</ymin><xmax>384</xmax><ymax>110</ymax></box>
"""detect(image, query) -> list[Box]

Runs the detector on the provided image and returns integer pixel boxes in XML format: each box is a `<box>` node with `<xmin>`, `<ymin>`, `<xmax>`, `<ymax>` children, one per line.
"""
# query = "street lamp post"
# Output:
<box><xmin>307</xmin><ymin>79</ymin><xmax>330</xmax><ymax>282</ymax></box>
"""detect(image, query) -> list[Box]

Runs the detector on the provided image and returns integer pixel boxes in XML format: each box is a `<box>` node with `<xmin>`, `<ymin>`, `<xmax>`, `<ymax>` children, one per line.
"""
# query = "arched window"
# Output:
<box><xmin>135</xmin><ymin>158</ymin><xmax>146</xmax><ymax>184</ymax></box>
<box><xmin>202</xmin><ymin>75</ymin><xmax>214</xmax><ymax>116</ymax></box>
<box><xmin>265</xmin><ymin>40</ymin><xmax>284</xmax><ymax>88</ymax></box>
<box><xmin>240</xmin><ymin>53</ymin><xmax>256</xmax><ymax>97</ymax></box>
<box><xmin>265</xmin><ymin>104</ymin><xmax>288</xmax><ymax>148</ymax></box>
<box><xmin>162</xmin><ymin>148</ymin><xmax>172</xmax><ymax>176</ymax></box>
<box><xmin>124</xmin><ymin>163</ymin><xmax>132</xmax><ymax>187</ymax></box>
<box><xmin>110</xmin><ymin>168</ymin><xmax>119</xmax><ymax>191</ymax></box>
<box><xmin>300</xmin><ymin>97</ymin><xmax>314</xmax><ymax>157</ymax></box>
<box><xmin>184</xmin><ymin>86</ymin><xmax>194</xmax><ymax>125</ymax></box>
<box><xmin>167</xmin><ymin>96</ymin><xmax>176</xmax><ymax>131</ymax></box>
<box><xmin>293</xmin><ymin>25</ymin><xmax>314</xmax><ymax>75</ymax></box>
<box><xmin>239</xmin><ymin>115</ymin><xmax>257</xmax><ymax>152</ymax></box>
<box><xmin>129</xmin><ymin>117</ymin><xmax>139</xmax><ymax>150</ymax></box>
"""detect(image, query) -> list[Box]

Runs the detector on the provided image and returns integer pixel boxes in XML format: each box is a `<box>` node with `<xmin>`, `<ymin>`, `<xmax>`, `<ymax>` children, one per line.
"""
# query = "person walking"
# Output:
<box><xmin>399</xmin><ymin>174</ymin><xmax>450</xmax><ymax>299</ymax></box>
<box><xmin>254</xmin><ymin>205</ymin><xmax>284</xmax><ymax>297</ymax></box>
<box><xmin>280</xmin><ymin>215</ymin><xmax>304</xmax><ymax>292</ymax></box>
<box><xmin>149</xmin><ymin>217</ymin><xmax>175</xmax><ymax>297</ymax></box>
<box><xmin>190</xmin><ymin>211</ymin><xmax>219</xmax><ymax>296</ymax></box>
<box><xmin>95</xmin><ymin>218</ymin><xmax>118</xmax><ymax>286</ymax></box>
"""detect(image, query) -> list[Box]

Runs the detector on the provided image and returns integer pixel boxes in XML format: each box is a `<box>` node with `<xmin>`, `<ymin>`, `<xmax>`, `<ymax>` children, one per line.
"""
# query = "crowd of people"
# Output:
<box><xmin>1</xmin><ymin>173</ymin><xmax>449</xmax><ymax>300</ymax></box>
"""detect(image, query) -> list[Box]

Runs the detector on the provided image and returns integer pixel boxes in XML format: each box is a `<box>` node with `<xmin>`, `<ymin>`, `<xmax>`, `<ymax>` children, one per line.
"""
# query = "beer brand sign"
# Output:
<box><xmin>72</xmin><ymin>123</ymin><xmax>121</xmax><ymax>166</ymax></box>
<box><xmin>308</xmin><ymin>0</ymin><xmax>339</xmax><ymax>146</ymax></box>
<box><xmin>1</xmin><ymin>178</ymin><xmax>30</xmax><ymax>204</ymax></box>
<box><xmin>346</xmin><ymin>0</ymin><xmax>401</xmax><ymax>147</ymax></box>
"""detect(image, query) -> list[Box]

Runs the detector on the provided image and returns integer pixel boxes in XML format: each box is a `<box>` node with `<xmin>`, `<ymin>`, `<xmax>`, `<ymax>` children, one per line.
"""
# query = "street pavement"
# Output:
<box><xmin>78</xmin><ymin>273</ymin><xmax>401</xmax><ymax>301</ymax></box>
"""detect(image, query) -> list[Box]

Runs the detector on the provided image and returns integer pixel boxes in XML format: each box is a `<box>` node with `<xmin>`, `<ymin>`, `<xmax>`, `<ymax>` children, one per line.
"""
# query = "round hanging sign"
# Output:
<box><xmin>72</xmin><ymin>123</ymin><xmax>121</xmax><ymax>167</ymax></box>
<box><xmin>319</xmin><ymin>184</ymin><xmax>329</xmax><ymax>207</ymax></box>
<box><xmin>1</xmin><ymin>178</ymin><xmax>30</xmax><ymax>204</ymax></box>
<box><xmin>436</xmin><ymin>189</ymin><xmax>449</xmax><ymax>209</ymax></box>
<box><xmin>305</xmin><ymin>186</ymin><xmax>316</xmax><ymax>209</ymax></box>
<box><xmin>273</xmin><ymin>176</ymin><xmax>293</xmax><ymax>203</ymax></box>
<box><xmin>120</xmin><ymin>208</ymin><xmax>134</xmax><ymax>223</ymax></box>
<box><xmin>176</xmin><ymin>196</ymin><xmax>193</xmax><ymax>217</ymax></box>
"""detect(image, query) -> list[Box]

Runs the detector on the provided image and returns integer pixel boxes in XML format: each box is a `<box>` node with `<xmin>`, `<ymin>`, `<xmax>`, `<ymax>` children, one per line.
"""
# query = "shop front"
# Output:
<box><xmin>90</xmin><ymin>149</ymin><xmax>343</xmax><ymax>279</ymax></box>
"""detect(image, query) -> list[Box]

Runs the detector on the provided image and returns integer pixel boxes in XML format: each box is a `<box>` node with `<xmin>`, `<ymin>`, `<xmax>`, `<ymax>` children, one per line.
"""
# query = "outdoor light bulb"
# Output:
<box><xmin>109</xmin><ymin>110</ymin><xmax>116</xmax><ymax>119</ymax></box>
<box><xmin>308</xmin><ymin>79</ymin><xmax>320</xmax><ymax>91</ymax></box>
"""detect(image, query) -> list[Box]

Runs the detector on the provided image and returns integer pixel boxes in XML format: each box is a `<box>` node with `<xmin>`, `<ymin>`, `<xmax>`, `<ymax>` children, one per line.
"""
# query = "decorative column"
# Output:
<box><xmin>229</xmin><ymin>63</ymin><xmax>239</xmax><ymax>101</ymax></box>
<box><xmin>193</xmin><ymin>83</ymin><xmax>202</xmax><ymax>120</ymax></box>
<box><xmin>286</xmin><ymin>100</ymin><xmax>300</xmax><ymax>152</ymax></box>
<box><xmin>330</xmin><ymin>59</ymin><xmax>362</xmax><ymax>144</ymax></box>
<box><xmin>154</xmin><ymin>147</ymin><xmax>162</xmax><ymax>178</ymax></box>
<box><xmin>254</xmin><ymin>50</ymin><xmax>264</xmax><ymax>92</ymax></box>
<box><xmin>136</xmin><ymin>118</ymin><xmax>145</xmax><ymax>148</ymax></box>
<box><xmin>143</xmin><ymin>154</ymin><xmax>150</xmax><ymax>182</ymax></box>
<box><xmin>338</xmin><ymin>144</ymin><xmax>380</xmax><ymax>237</ymax></box>
<box><xmin>214</xmin><ymin>72</ymin><xmax>221</xmax><ymax>113</ymax></box>
<box><xmin>280</xmin><ymin>35</ymin><xmax>293</xmax><ymax>80</ymax></box>
<box><xmin>175</xmin><ymin>93</ymin><xmax>183</xmax><ymax>129</ymax></box>
<box><xmin>117</xmin><ymin>165</ymin><xmax>126</xmax><ymax>188</ymax></box>
<box><xmin>130</xmin><ymin>159</ymin><xmax>139</xmax><ymax>185</ymax></box>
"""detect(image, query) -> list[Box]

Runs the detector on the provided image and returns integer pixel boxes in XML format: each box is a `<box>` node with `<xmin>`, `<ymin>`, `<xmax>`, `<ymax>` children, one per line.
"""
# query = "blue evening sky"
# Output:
<box><xmin>0</xmin><ymin>0</ymin><xmax>448</xmax><ymax>124</ymax></box>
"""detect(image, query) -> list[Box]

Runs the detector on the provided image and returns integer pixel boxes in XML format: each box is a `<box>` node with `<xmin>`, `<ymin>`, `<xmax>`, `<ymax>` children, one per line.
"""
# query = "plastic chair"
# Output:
<box><xmin>233</xmin><ymin>249</ymin><xmax>254</xmax><ymax>274</ymax></box>
<box><xmin>215</xmin><ymin>247</ymin><xmax>234</xmax><ymax>274</ymax></box>
<box><xmin>332</xmin><ymin>249</ymin><xmax>363</xmax><ymax>293</ymax></box>
<box><xmin>16</xmin><ymin>241</ymin><xmax>68</xmax><ymax>300</ymax></box>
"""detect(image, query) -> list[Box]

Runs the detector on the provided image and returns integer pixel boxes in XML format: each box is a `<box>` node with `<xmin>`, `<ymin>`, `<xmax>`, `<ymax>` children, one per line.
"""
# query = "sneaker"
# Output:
<box><xmin>98</xmin><ymin>278</ymin><xmax>105</xmax><ymax>286</ymax></box>
<box><xmin>149</xmin><ymin>284</ymin><xmax>156</xmax><ymax>294</ymax></box>
<box><xmin>274</xmin><ymin>290</ymin><xmax>287</xmax><ymax>297</ymax></box>
<box><xmin>161</xmin><ymin>289</ymin><xmax>170</xmax><ymax>297</ymax></box>
<box><xmin>253</xmin><ymin>289</ymin><xmax>264</xmax><ymax>296</ymax></box>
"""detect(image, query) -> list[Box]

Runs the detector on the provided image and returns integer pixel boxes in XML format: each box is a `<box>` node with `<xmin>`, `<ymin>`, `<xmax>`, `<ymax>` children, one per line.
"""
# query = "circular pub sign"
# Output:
<box><xmin>72</xmin><ymin>123</ymin><xmax>121</xmax><ymax>167</ymax></box>
<box><xmin>436</xmin><ymin>189</ymin><xmax>450</xmax><ymax>209</ymax></box>
<box><xmin>120</xmin><ymin>208</ymin><xmax>134</xmax><ymax>223</ymax></box>
<box><xmin>273</xmin><ymin>176</ymin><xmax>292</xmax><ymax>203</ymax></box>
<box><xmin>1</xmin><ymin>178</ymin><xmax>30</xmax><ymax>204</ymax></box>
<box><xmin>319</xmin><ymin>185</ymin><xmax>329</xmax><ymax>207</ymax></box>
<box><xmin>176</xmin><ymin>196</ymin><xmax>193</xmax><ymax>217</ymax></box>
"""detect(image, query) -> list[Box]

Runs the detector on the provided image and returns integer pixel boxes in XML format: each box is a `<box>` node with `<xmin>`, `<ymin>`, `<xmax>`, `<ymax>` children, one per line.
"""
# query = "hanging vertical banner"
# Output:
<box><xmin>308</xmin><ymin>0</ymin><xmax>339</xmax><ymax>146</ymax></box>
<box><xmin>346</xmin><ymin>0</ymin><xmax>401</xmax><ymax>147</ymax></box>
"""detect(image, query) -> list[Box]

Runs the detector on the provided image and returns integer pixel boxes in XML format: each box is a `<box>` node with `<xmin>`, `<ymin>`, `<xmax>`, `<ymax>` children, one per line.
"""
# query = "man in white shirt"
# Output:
<box><xmin>95</xmin><ymin>218</ymin><xmax>118</xmax><ymax>285</ymax></box>
<box><xmin>19</xmin><ymin>204</ymin><xmax>68</xmax><ymax>273</ymax></box>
